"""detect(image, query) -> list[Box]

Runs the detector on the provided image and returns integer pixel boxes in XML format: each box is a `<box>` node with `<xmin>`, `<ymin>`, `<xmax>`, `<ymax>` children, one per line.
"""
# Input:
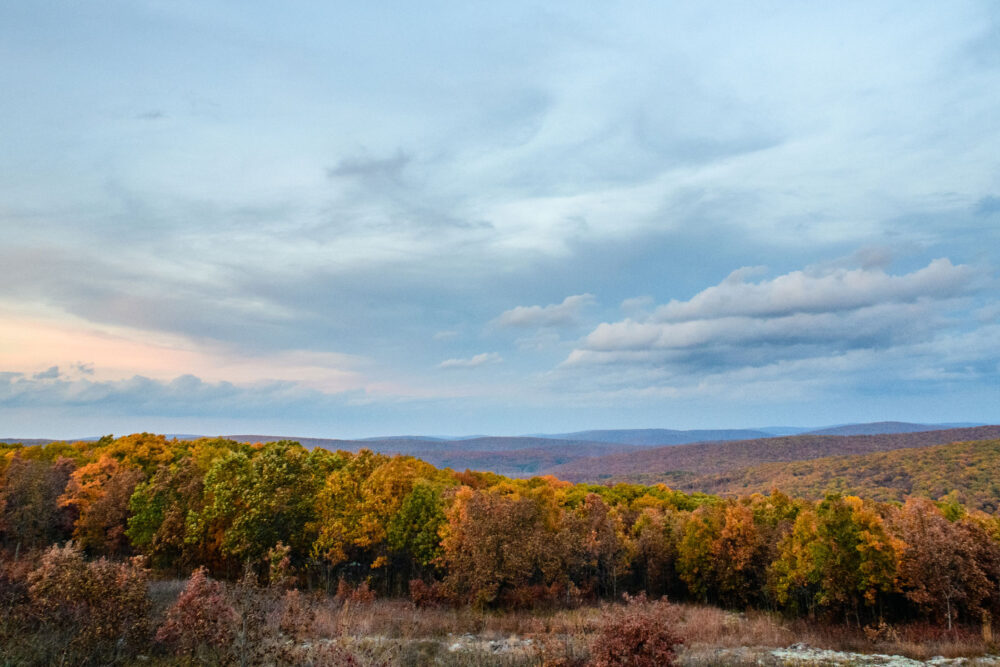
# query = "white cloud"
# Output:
<box><xmin>583</xmin><ymin>302</ymin><xmax>942</xmax><ymax>353</ymax></box>
<box><xmin>438</xmin><ymin>352</ymin><xmax>502</xmax><ymax>369</ymax></box>
<box><xmin>494</xmin><ymin>294</ymin><xmax>596</xmax><ymax>328</ymax></box>
<box><xmin>652</xmin><ymin>258</ymin><xmax>976</xmax><ymax>323</ymax></box>
<box><xmin>620</xmin><ymin>296</ymin><xmax>655</xmax><ymax>318</ymax></box>
<box><xmin>567</xmin><ymin>258</ymin><xmax>983</xmax><ymax>375</ymax></box>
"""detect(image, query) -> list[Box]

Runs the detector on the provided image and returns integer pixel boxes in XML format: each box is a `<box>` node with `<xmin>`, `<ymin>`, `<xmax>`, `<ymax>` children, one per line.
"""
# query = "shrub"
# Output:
<box><xmin>590</xmin><ymin>594</ymin><xmax>683</xmax><ymax>667</ymax></box>
<box><xmin>408</xmin><ymin>578</ymin><xmax>452</xmax><ymax>608</ymax></box>
<box><xmin>279</xmin><ymin>588</ymin><xmax>316</xmax><ymax>640</ymax></box>
<box><xmin>0</xmin><ymin>552</ymin><xmax>33</xmax><ymax>611</ymax></box>
<box><xmin>27</xmin><ymin>542</ymin><xmax>151</xmax><ymax>664</ymax></box>
<box><xmin>156</xmin><ymin>566</ymin><xmax>236</xmax><ymax>659</ymax></box>
<box><xmin>268</xmin><ymin>541</ymin><xmax>296</xmax><ymax>589</ymax></box>
<box><xmin>229</xmin><ymin>565</ymin><xmax>274</xmax><ymax>666</ymax></box>
<box><xmin>336</xmin><ymin>577</ymin><xmax>376</xmax><ymax>604</ymax></box>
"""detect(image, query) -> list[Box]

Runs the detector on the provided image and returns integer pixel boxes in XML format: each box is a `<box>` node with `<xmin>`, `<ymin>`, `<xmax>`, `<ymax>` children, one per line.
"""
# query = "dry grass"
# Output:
<box><xmin>303</xmin><ymin>597</ymin><xmax>996</xmax><ymax>662</ymax></box>
<box><xmin>674</xmin><ymin>604</ymin><xmax>992</xmax><ymax>661</ymax></box>
<box><xmin>132</xmin><ymin>581</ymin><xmax>997</xmax><ymax>664</ymax></box>
<box><xmin>312</xmin><ymin>597</ymin><xmax>602</xmax><ymax>640</ymax></box>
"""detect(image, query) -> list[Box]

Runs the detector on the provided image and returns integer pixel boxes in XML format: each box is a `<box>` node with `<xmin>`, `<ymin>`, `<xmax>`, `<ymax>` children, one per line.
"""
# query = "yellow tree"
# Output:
<box><xmin>312</xmin><ymin>449</ymin><xmax>391</xmax><ymax>567</ymax></box>
<box><xmin>770</xmin><ymin>495</ymin><xmax>902</xmax><ymax>622</ymax></box>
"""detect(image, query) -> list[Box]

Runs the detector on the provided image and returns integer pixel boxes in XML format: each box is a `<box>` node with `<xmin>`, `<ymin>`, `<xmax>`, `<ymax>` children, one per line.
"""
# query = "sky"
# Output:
<box><xmin>1</xmin><ymin>1</ymin><xmax>999</xmax><ymax>438</ymax></box>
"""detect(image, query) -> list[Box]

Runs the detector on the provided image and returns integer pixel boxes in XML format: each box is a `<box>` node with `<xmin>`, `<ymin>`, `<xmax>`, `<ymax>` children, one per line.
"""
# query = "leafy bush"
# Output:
<box><xmin>156</xmin><ymin>565</ymin><xmax>236</xmax><ymax>659</ymax></box>
<box><xmin>278</xmin><ymin>588</ymin><xmax>316</xmax><ymax>640</ymax></box>
<box><xmin>408</xmin><ymin>578</ymin><xmax>452</xmax><ymax>607</ymax></box>
<box><xmin>337</xmin><ymin>577</ymin><xmax>376</xmax><ymax>603</ymax></box>
<box><xmin>26</xmin><ymin>542</ymin><xmax>151</xmax><ymax>664</ymax></box>
<box><xmin>589</xmin><ymin>594</ymin><xmax>683</xmax><ymax>667</ymax></box>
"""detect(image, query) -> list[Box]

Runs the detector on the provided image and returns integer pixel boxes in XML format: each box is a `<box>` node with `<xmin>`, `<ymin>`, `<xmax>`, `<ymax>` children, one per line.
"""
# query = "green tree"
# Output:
<box><xmin>387</xmin><ymin>481</ymin><xmax>447</xmax><ymax>569</ymax></box>
<box><xmin>190</xmin><ymin>442</ymin><xmax>330</xmax><ymax>569</ymax></box>
<box><xmin>770</xmin><ymin>494</ymin><xmax>901</xmax><ymax>622</ymax></box>
<box><xmin>127</xmin><ymin>458</ymin><xmax>206</xmax><ymax>571</ymax></box>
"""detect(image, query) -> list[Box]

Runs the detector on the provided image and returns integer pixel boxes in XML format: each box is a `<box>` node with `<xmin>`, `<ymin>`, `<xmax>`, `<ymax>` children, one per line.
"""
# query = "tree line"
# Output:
<box><xmin>2</xmin><ymin>433</ymin><xmax>1000</xmax><ymax>629</ymax></box>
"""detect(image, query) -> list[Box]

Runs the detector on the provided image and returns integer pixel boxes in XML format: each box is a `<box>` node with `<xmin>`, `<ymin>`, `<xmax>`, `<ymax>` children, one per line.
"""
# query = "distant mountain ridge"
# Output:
<box><xmin>525</xmin><ymin>422</ymin><xmax>986</xmax><ymax>445</ymax></box>
<box><xmin>800</xmin><ymin>421</ymin><xmax>984</xmax><ymax>436</ymax></box>
<box><xmin>527</xmin><ymin>428</ymin><xmax>774</xmax><ymax>446</ymax></box>
<box><xmin>219</xmin><ymin>434</ymin><xmax>643</xmax><ymax>477</ymax></box>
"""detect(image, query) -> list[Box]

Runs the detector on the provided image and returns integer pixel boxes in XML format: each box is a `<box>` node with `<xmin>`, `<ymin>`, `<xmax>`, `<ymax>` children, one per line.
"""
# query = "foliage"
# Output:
<box><xmin>387</xmin><ymin>480</ymin><xmax>448</xmax><ymax>568</ymax></box>
<box><xmin>891</xmin><ymin>498</ymin><xmax>991</xmax><ymax>628</ymax></box>
<box><xmin>549</xmin><ymin>427</ymin><xmax>1000</xmax><ymax>484</ymax></box>
<box><xmin>590</xmin><ymin>594</ymin><xmax>683</xmax><ymax>667</ymax></box>
<box><xmin>127</xmin><ymin>457</ymin><xmax>206</xmax><ymax>570</ymax></box>
<box><xmin>58</xmin><ymin>455</ymin><xmax>144</xmax><ymax>556</ymax></box>
<box><xmin>156</xmin><ymin>565</ymin><xmax>236</xmax><ymax>659</ymax></box>
<box><xmin>190</xmin><ymin>441</ymin><xmax>330</xmax><ymax>567</ymax></box>
<box><xmin>1</xmin><ymin>431</ymin><xmax>999</xmax><ymax>634</ymax></box>
<box><xmin>441</xmin><ymin>485</ymin><xmax>566</xmax><ymax>608</ymax></box>
<box><xmin>770</xmin><ymin>495</ymin><xmax>902</xmax><ymax>619</ymax></box>
<box><xmin>678</xmin><ymin>438</ymin><xmax>1000</xmax><ymax>512</ymax></box>
<box><xmin>0</xmin><ymin>454</ymin><xmax>75</xmax><ymax>550</ymax></box>
<box><xmin>26</xmin><ymin>542</ymin><xmax>151</xmax><ymax>664</ymax></box>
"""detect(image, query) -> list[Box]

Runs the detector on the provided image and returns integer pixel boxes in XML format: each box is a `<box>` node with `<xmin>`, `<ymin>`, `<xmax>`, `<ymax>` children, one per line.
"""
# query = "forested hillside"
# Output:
<box><xmin>660</xmin><ymin>439</ymin><xmax>1000</xmax><ymax>512</ymax></box>
<box><xmin>545</xmin><ymin>425</ymin><xmax>1000</xmax><ymax>481</ymax></box>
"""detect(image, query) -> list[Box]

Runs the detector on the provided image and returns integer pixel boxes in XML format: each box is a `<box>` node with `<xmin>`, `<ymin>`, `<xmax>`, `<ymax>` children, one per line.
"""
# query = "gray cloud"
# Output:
<box><xmin>583</xmin><ymin>302</ymin><xmax>939</xmax><ymax>352</ymax></box>
<box><xmin>0</xmin><ymin>371</ymin><xmax>359</xmax><ymax>419</ymax></box>
<box><xmin>71</xmin><ymin>362</ymin><xmax>95</xmax><ymax>376</ymax></box>
<box><xmin>494</xmin><ymin>294</ymin><xmax>596</xmax><ymax>329</ymax></box>
<box><xmin>438</xmin><ymin>352</ymin><xmax>502</xmax><ymax>369</ymax></box>
<box><xmin>327</xmin><ymin>151</ymin><xmax>411</xmax><ymax>182</ymax></box>
<box><xmin>32</xmin><ymin>366</ymin><xmax>60</xmax><ymax>380</ymax></box>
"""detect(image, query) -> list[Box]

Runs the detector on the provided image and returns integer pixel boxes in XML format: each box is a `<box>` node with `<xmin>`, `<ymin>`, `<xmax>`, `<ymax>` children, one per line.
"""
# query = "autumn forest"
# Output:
<box><xmin>3</xmin><ymin>432</ymin><xmax>1000</xmax><ymax>664</ymax></box>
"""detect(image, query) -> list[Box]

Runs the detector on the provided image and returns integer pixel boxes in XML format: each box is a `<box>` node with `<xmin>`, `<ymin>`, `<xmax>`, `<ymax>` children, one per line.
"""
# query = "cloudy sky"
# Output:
<box><xmin>2</xmin><ymin>1</ymin><xmax>999</xmax><ymax>438</ymax></box>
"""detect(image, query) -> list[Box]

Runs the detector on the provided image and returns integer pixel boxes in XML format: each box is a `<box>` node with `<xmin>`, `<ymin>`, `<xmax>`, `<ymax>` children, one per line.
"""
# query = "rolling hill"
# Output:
<box><xmin>671</xmin><ymin>438</ymin><xmax>1000</xmax><ymax>512</ymax></box>
<box><xmin>542</xmin><ymin>425</ymin><xmax>1000</xmax><ymax>483</ymax></box>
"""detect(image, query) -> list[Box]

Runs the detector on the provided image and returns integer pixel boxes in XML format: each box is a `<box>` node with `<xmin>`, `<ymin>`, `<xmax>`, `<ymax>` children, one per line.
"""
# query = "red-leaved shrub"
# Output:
<box><xmin>589</xmin><ymin>594</ymin><xmax>683</xmax><ymax>667</ymax></box>
<box><xmin>408</xmin><ymin>578</ymin><xmax>452</xmax><ymax>607</ymax></box>
<box><xmin>336</xmin><ymin>578</ymin><xmax>376</xmax><ymax>604</ymax></box>
<box><xmin>156</xmin><ymin>566</ymin><xmax>236</xmax><ymax>658</ymax></box>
